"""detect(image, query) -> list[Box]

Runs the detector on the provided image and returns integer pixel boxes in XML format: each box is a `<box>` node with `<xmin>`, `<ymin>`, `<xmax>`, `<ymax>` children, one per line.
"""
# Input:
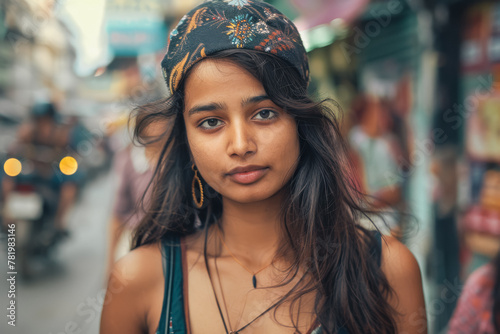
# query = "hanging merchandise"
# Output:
<box><xmin>460</xmin><ymin>1</ymin><xmax>500</xmax><ymax>256</ymax></box>
<box><xmin>466</xmin><ymin>89</ymin><xmax>500</xmax><ymax>162</ymax></box>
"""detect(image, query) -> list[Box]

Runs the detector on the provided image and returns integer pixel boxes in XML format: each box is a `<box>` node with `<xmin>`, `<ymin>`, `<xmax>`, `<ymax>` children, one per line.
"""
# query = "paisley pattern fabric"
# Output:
<box><xmin>161</xmin><ymin>0</ymin><xmax>309</xmax><ymax>94</ymax></box>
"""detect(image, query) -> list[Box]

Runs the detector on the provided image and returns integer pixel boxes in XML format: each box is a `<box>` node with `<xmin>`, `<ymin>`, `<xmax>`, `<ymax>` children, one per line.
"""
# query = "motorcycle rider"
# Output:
<box><xmin>2</xmin><ymin>102</ymin><xmax>79</xmax><ymax>240</ymax></box>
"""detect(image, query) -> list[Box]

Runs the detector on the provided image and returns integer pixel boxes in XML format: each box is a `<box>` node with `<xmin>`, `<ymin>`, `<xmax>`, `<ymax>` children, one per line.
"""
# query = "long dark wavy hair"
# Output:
<box><xmin>131</xmin><ymin>49</ymin><xmax>397</xmax><ymax>333</ymax></box>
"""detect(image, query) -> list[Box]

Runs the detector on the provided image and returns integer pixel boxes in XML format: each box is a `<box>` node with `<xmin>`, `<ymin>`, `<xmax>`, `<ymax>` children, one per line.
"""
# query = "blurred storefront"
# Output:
<box><xmin>1</xmin><ymin>0</ymin><xmax>76</xmax><ymax>113</ymax></box>
<box><xmin>290</xmin><ymin>0</ymin><xmax>433</xmax><ymax>258</ymax></box>
<box><xmin>276</xmin><ymin>1</ymin><xmax>498</xmax><ymax>333</ymax></box>
<box><xmin>446</xmin><ymin>0</ymin><xmax>500</xmax><ymax>305</ymax></box>
<box><xmin>427</xmin><ymin>1</ymin><xmax>500</xmax><ymax>333</ymax></box>
<box><xmin>456</xmin><ymin>1</ymin><xmax>500</xmax><ymax>271</ymax></box>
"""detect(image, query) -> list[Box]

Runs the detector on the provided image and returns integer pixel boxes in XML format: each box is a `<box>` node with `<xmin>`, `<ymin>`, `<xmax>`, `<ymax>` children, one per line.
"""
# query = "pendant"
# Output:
<box><xmin>252</xmin><ymin>275</ymin><xmax>257</xmax><ymax>288</ymax></box>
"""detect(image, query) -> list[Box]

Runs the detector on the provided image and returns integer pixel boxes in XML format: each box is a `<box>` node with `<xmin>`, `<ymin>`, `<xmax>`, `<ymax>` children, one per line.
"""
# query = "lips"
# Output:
<box><xmin>227</xmin><ymin>165</ymin><xmax>269</xmax><ymax>184</ymax></box>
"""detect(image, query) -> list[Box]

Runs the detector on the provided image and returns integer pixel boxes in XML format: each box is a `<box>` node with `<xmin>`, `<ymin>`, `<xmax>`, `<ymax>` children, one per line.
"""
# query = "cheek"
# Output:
<box><xmin>185</xmin><ymin>121</ymin><xmax>209</xmax><ymax>160</ymax></box>
<box><xmin>263</xmin><ymin>120</ymin><xmax>300</xmax><ymax>169</ymax></box>
<box><xmin>186</xmin><ymin>134</ymin><xmax>221</xmax><ymax>183</ymax></box>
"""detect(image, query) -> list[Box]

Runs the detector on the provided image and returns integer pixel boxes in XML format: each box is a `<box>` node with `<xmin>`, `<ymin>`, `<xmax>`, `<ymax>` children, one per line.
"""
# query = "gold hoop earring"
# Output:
<box><xmin>191</xmin><ymin>164</ymin><xmax>204</xmax><ymax>208</ymax></box>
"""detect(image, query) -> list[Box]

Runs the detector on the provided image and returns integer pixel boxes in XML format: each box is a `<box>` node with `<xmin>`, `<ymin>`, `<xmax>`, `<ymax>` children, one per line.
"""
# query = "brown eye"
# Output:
<box><xmin>254</xmin><ymin>109</ymin><xmax>277</xmax><ymax>120</ymax></box>
<box><xmin>259</xmin><ymin>110</ymin><xmax>270</xmax><ymax>118</ymax></box>
<box><xmin>207</xmin><ymin>119</ymin><xmax>218</xmax><ymax>126</ymax></box>
<box><xmin>199</xmin><ymin>118</ymin><xmax>223</xmax><ymax>130</ymax></box>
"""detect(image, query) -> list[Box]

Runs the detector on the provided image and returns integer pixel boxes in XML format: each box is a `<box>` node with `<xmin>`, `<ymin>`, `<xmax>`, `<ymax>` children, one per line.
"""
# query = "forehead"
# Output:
<box><xmin>185</xmin><ymin>59</ymin><xmax>257</xmax><ymax>86</ymax></box>
<box><xmin>183</xmin><ymin>59</ymin><xmax>266</xmax><ymax>106</ymax></box>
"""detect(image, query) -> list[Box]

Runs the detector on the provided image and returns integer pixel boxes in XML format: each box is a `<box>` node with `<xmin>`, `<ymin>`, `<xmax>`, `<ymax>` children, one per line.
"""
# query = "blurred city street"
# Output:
<box><xmin>0</xmin><ymin>170</ymin><xmax>114</xmax><ymax>334</ymax></box>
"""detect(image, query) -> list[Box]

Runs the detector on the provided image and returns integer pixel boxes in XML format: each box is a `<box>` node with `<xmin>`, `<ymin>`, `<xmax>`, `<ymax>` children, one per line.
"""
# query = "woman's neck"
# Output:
<box><xmin>217</xmin><ymin>193</ymin><xmax>284</xmax><ymax>267</ymax></box>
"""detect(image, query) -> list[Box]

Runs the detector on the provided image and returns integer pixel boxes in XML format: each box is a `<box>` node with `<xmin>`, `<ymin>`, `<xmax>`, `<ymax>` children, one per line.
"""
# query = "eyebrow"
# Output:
<box><xmin>242</xmin><ymin>95</ymin><xmax>271</xmax><ymax>106</ymax></box>
<box><xmin>188</xmin><ymin>102</ymin><xmax>225</xmax><ymax>116</ymax></box>
<box><xmin>187</xmin><ymin>95</ymin><xmax>271</xmax><ymax>116</ymax></box>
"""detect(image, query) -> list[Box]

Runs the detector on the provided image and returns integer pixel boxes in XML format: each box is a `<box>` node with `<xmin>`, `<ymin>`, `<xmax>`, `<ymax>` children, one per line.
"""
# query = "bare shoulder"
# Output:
<box><xmin>379</xmin><ymin>235</ymin><xmax>428</xmax><ymax>333</ymax></box>
<box><xmin>111</xmin><ymin>241</ymin><xmax>164</xmax><ymax>287</ymax></box>
<box><xmin>100</xmin><ymin>241</ymin><xmax>164</xmax><ymax>334</ymax></box>
<box><xmin>379</xmin><ymin>235</ymin><xmax>420</xmax><ymax>279</ymax></box>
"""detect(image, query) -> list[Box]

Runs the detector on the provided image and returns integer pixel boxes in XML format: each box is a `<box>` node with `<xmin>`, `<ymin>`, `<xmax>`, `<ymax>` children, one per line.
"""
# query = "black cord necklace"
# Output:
<box><xmin>216</xmin><ymin>226</ymin><xmax>273</xmax><ymax>289</ymax></box>
<box><xmin>203</xmin><ymin>224</ymin><xmax>281</xmax><ymax>334</ymax></box>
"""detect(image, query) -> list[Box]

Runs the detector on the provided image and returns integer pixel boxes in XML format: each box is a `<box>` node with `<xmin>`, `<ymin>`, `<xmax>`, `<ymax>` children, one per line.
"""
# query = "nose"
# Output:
<box><xmin>226</xmin><ymin>120</ymin><xmax>257</xmax><ymax>158</ymax></box>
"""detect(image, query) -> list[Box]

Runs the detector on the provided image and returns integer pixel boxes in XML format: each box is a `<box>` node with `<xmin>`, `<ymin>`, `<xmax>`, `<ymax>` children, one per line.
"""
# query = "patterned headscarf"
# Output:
<box><xmin>161</xmin><ymin>0</ymin><xmax>309</xmax><ymax>94</ymax></box>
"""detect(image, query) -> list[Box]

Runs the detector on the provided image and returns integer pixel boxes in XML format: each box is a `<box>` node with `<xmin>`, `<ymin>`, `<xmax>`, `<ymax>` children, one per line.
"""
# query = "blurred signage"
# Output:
<box><xmin>291</xmin><ymin>0</ymin><xmax>369</xmax><ymax>31</ymax></box>
<box><xmin>107</xmin><ymin>20</ymin><xmax>167</xmax><ymax>56</ymax></box>
<box><xmin>106</xmin><ymin>0</ymin><xmax>168</xmax><ymax>56</ymax></box>
<box><xmin>467</xmin><ymin>93</ymin><xmax>500</xmax><ymax>162</ymax></box>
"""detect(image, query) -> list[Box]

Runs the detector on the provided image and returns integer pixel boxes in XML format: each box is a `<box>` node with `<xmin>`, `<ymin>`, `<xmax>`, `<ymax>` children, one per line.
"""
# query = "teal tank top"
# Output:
<box><xmin>155</xmin><ymin>230</ymin><xmax>382</xmax><ymax>334</ymax></box>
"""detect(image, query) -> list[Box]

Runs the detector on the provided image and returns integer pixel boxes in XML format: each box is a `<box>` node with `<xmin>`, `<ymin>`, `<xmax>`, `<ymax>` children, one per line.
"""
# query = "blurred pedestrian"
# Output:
<box><xmin>448</xmin><ymin>250</ymin><xmax>500</xmax><ymax>333</ymax></box>
<box><xmin>349</xmin><ymin>94</ymin><xmax>406</xmax><ymax>237</ymax></box>
<box><xmin>105</xmin><ymin>119</ymin><xmax>167</xmax><ymax>279</ymax></box>
<box><xmin>105</xmin><ymin>144</ymin><xmax>153</xmax><ymax>278</ymax></box>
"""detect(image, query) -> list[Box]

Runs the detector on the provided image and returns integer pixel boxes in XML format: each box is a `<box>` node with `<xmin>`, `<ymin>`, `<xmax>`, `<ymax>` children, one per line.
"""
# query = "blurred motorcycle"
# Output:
<box><xmin>2</xmin><ymin>143</ymin><xmax>78</xmax><ymax>279</ymax></box>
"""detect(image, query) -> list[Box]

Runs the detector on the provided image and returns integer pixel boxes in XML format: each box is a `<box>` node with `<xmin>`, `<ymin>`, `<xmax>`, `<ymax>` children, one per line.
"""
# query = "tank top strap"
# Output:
<box><xmin>156</xmin><ymin>234</ymin><xmax>187</xmax><ymax>334</ymax></box>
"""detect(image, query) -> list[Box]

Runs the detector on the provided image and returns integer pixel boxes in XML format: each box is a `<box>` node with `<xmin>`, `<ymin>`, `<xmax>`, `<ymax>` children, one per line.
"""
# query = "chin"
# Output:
<box><xmin>226</xmin><ymin>196</ymin><xmax>273</xmax><ymax>205</ymax></box>
<box><xmin>223</xmin><ymin>185</ymin><xmax>285</xmax><ymax>205</ymax></box>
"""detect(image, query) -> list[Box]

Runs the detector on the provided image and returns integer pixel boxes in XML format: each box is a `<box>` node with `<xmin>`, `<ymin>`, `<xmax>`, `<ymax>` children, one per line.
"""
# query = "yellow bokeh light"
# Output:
<box><xmin>59</xmin><ymin>156</ymin><xmax>78</xmax><ymax>175</ymax></box>
<box><xmin>4</xmin><ymin>158</ymin><xmax>22</xmax><ymax>177</ymax></box>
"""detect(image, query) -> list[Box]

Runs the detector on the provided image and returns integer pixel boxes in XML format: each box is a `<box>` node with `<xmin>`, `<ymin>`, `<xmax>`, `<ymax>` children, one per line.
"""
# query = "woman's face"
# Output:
<box><xmin>183</xmin><ymin>59</ymin><xmax>300</xmax><ymax>204</ymax></box>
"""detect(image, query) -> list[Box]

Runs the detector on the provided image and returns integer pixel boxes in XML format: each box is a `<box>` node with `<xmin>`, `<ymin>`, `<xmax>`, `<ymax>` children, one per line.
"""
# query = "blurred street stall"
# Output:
<box><xmin>269</xmin><ymin>1</ymin><xmax>499</xmax><ymax>333</ymax></box>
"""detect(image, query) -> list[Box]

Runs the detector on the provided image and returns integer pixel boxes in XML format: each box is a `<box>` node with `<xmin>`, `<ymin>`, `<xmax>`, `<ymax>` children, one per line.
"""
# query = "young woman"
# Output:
<box><xmin>100</xmin><ymin>1</ymin><xmax>426</xmax><ymax>333</ymax></box>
